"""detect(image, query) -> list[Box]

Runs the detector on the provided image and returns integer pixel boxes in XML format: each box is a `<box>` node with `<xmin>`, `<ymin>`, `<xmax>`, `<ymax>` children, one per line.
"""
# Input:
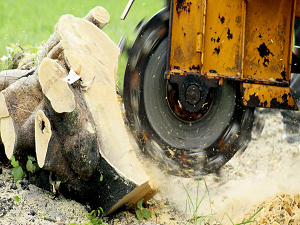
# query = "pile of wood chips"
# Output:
<box><xmin>239</xmin><ymin>193</ymin><xmax>300</xmax><ymax>225</ymax></box>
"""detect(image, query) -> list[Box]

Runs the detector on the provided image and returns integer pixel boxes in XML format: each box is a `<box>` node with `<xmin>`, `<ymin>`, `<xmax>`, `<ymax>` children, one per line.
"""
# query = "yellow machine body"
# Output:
<box><xmin>168</xmin><ymin>0</ymin><xmax>299</xmax><ymax>110</ymax></box>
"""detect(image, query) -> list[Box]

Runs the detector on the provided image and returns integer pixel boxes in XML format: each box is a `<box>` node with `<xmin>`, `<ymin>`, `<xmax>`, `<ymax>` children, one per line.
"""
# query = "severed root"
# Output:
<box><xmin>39</xmin><ymin>32</ymin><xmax>60</xmax><ymax>59</ymax></box>
<box><xmin>35</xmin><ymin>110</ymin><xmax>52</xmax><ymax>168</ymax></box>
<box><xmin>0</xmin><ymin>69</ymin><xmax>35</xmax><ymax>91</ymax></box>
<box><xmin>47</xmin><ymin>42</ymin><xmax>63</xmax><ymax>59</ymax></box>
<box><xmin>84</xmin><ymin>6</ymin><xmax>110</xmax><ymax>29</ymax></box>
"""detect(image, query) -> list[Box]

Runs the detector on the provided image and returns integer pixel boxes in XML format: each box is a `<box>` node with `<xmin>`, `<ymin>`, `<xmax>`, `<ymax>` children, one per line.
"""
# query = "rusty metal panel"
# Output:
<box><xmin>243</xmin><ymin>83</ymin><xmax>298</xmax><ymax>110</ymax></box>
<box><xmin>202</xmin><ymin>0</ymin><xmax>245</xmax><ymax>77</ymax></box>
<box><xmin>169</xmin><ymin>0</ymin><xmax>205</xmax><ymax>75</ymax></box>
<box><xmin>243</xmin><ymin>0</ymin><xmax>294</xmax><ymax>84</ymax></box>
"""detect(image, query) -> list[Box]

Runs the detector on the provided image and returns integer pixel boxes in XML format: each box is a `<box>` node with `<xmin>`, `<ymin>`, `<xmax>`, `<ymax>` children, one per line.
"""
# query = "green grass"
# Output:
<box><xmin>0</xmin><ymin>0</ymin><xmax>164</xmax><ymax>91</ymax></box>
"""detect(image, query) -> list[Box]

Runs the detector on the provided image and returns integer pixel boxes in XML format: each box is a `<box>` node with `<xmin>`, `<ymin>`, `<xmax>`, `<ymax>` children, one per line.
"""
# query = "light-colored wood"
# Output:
<box><xmin>58</xmin><ymin>15</ymin><xmax>119</xmax><ymax>78</ymax></box>
<box><xmin>38</xmin><ymin>58</ymin><xmax>75</xmax><ymax>113</ymax></box>
<box><xmin>108</xmin><ymin>180</ymin><xmax>157</xmax><ymax>215</ymax></box>
<box><xmin>35</xmin><ymin>110</ymin><xmax>52</xmax><ymax>168</ymax></box>
<box><xmin>66</xmin><ymin>50</ymin><xmax>150</xmax><ymax>185</ymax></box>
<box><xmin>84</xmin><ymin>6</ymin><xmax>110</xmax><ymax>29</ymax></box>
<box><xmin>60</xmin><ymin>14</ymin><xmax>149</xmax><ymax>185</ymax></box>
<box><xmin>1</xmin><ymin>116</ymin><xmax>15</xmax><ymax>159</ymax></box>
<box><xmin>74</xmin><ymin>64</ymin><xmax>82</xmax><ymax>75</ymax></box>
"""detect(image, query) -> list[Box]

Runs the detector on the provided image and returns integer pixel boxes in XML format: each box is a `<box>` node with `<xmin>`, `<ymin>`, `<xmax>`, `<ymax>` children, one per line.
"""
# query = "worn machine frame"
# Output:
<box><xmin>167</xmin><ymin>0</ymin><xmax>300</xmax><ymax>110</ymax></box>
<box><xmin>121</xmin><ymin>0</ymin><xmax>300</xmax><ymax>176</ymax></box>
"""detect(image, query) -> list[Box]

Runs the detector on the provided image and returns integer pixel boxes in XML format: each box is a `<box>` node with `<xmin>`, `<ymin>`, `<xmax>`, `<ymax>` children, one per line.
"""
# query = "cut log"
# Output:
<box><xmin>58</xmin><ymin>13</ymin><xmax>150</xmax><ymax>184</ymax></box>
<box><xmin>41</xmin><ymin>6</ymin><xmax>109</xmax><ymax>61</ymax></box>
<box><xmin>38</xmin><ymin>58</ymin><xmax>75</xmax><ymax>113</ymax></box>
<box><xmin>0</xmin><ymin>6</ymin><xmax>156</xmax><ymax>215</ymax></box>
<box><xmin>0</xmin><ymin>68</ymin><xmax>37</xmax><ymax>161</ymax></box>
<box><xmin>0</xmin><ymin>72</ymin><xmax>43</xmax><ymax>161</ymax></box>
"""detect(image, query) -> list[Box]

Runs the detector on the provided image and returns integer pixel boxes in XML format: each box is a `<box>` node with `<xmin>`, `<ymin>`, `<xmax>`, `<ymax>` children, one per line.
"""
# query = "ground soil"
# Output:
<box><xmin>1</xmin><ymin>109</ymin><xmax>300</xmax><ymax>224</ymax></box>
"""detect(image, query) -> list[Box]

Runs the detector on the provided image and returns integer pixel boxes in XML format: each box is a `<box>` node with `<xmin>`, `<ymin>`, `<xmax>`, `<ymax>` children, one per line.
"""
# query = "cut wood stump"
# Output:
<box><xmin>0</xmin><ymin>6</ymin><xmax>156</xmax><ymax>215</ymax></box>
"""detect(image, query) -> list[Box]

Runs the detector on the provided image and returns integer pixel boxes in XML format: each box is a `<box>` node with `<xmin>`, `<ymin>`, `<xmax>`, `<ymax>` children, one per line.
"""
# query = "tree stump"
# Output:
<box><xmin>0</xmin><ymin>6</ymin><xmax>156</xmax><ymax>215</ymax></box>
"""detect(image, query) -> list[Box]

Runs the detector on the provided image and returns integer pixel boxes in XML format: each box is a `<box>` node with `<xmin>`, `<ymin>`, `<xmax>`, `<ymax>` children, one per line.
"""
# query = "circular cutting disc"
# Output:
<box><xmin>123</xmin><ymin>8</ymin><xmax>254</xmax><ymax>177</ymax></box>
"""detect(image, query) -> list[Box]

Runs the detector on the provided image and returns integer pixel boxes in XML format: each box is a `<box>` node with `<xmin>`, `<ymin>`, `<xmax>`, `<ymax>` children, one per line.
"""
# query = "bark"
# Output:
<box><xmin>0</xmin><ymin>68</ymin><xmax>35</xmax><ymax>91</ymax></box>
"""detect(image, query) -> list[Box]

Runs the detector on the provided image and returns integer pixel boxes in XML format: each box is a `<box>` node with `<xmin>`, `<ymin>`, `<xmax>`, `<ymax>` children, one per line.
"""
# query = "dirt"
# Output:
<box><xmin>1</xmin><ymin>109</ymin><xmax>300</xmax><ymax>224</ymax></box>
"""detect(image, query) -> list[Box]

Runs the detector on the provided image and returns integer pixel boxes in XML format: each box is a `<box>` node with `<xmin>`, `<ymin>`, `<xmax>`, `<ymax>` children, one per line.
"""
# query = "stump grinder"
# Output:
<box><xmin>122</xmin><ymin>0</ymin><xmax>300</xmax><ymax>177</ymax></box>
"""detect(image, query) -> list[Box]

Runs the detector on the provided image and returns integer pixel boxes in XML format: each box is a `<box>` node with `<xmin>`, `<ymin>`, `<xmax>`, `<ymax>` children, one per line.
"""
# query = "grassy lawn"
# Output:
<box><xmin>0</xmin><ymin>0</ymin><xmax>164</xmax><ymax>91</ymax></box>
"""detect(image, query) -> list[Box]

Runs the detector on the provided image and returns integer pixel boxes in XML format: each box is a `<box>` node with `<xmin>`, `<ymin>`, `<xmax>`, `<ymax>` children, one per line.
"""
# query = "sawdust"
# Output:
<box><xmin>133</xmin><ymin>110</ymin><xmax>300</xmax><ymax>224</ymax></box>
<box><xmin>239</xmin><ymin>193</ymin><xmax>300</xmax><ymax>225</ymax></box>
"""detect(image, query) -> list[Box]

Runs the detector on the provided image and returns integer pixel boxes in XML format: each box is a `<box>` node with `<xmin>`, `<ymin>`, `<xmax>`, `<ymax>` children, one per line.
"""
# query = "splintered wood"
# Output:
<box><xmin>0</xmin><ymin>6</ymin><xmax>155</xmax><ymax>215</ymax></box>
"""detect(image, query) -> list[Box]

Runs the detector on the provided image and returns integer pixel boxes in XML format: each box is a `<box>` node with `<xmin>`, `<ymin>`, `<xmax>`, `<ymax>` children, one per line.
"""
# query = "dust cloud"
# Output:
<box><xmin>134</xmin><ymin>111</ymin><xmax>300</xmax><ymax>224</ymax></box>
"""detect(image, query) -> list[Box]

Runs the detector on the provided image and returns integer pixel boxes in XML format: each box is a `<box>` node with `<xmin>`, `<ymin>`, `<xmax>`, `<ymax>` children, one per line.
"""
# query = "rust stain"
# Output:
<box><xmin>247</xmin><ymin>94</ymin><xmax>261</xmax><ymax>107</ymax></box>
<box><xmin>176</xmin><ymin>0</ymin><xmax>192</xmax><ymax>15</ymax></box>
<box><xmin>270</xmin><ymin>93</ymin><xmax>291</xmax><ymax>109</ymax></box>
<box><xmin>243</xmin><ymin>83</ymin><xmax>298</xmax><ymax>110</ymax></box>
<box><xmin>227</xmin><ymin>28</ymin><xmax>233</xmax><ymax>40</ymax></box>
<box><xmin>214</xmin><ymin>47</ymin><xmax>221</xmax><ymax>55</ymax></box>
<box><xmin>218</xmin><ymin>15</ymin><xmax>225</xmax><ymax>24</ymax></box>
<box><xmin>257</xmin><ymin>43</ymin><xmax>274</xmax><ymax>68</ymax></box>
<box><xmin>281</xmin><ymin>71</ymin><xmax>287</xmax><ymax>80</ymax></box>
<box><xmin>211</xmin><ymin>37</ymin><xmax>221</xmax><ymax>43</ymax></box>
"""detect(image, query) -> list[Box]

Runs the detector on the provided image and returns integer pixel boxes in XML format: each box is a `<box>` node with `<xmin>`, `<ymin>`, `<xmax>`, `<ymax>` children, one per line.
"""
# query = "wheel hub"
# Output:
<box><xmin>167</xmin><ymin>74</ymin><xmax>219</xmax><ymax>121</ymax></box>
